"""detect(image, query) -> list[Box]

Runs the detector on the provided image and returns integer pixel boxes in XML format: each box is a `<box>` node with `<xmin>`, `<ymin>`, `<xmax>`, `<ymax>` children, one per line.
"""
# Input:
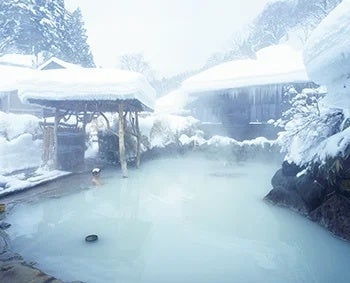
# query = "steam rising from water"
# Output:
<box><xmin>6</xmin><ymin>155</ymin><xmax>350</xmax><ymax>283</ymax></box>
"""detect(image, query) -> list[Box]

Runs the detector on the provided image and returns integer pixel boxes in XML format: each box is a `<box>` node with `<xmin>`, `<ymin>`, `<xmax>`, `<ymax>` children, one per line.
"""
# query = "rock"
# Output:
<box><xmin>271</xmin><ymin>169</ymin><xmax>298</xmax><ymax>191</ymax></box>
<box><xmin>0</xmin><ymin>222</ymin><xmax>11</xmax><ymax>230</ymax></box>
<box><xmin>264</xmin><ymin>186</ymin><xmax>308</xmax><ymax>215</ymax></box>
<box><xmin>0</xmin><ymin>252</ymin><xmax>23</xmax><ymax>262</ymax></box>
<box><xmin>0</xmin><ymin>262</ymin><xmax>63</xmax><ymax>283</ymax></box>
<box><xmin>282</xmin><ymin>161</ymin><xmax>300</xmax><ymax>176</ymax></box>
<box><xmin>296</xmin><ymin>175</ymin><xmax>326</xmax><ymax>211</ymax></box>
<box><xmin>310</xmin><ymin>195</ymin><xmax>350</xmax><ymax>241</ymax></box>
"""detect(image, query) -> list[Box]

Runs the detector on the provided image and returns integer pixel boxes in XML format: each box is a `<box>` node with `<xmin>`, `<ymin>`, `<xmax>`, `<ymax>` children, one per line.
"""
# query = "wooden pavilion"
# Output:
<box><xmin>18</xmin><ymin>67</ymin><xmax>156</xmax><ymax>178</ymax></box>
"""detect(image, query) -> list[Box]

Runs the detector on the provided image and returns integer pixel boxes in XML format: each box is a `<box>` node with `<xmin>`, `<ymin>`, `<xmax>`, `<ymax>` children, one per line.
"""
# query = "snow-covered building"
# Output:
<box><xmin>0</xmin><ymin>54</ymin><xmax>80</xmax><ymax>116</ymax></box>
<box><xmin>37</xmin><ymin>57</ymin><xmax>82</xmax><ymax>71</ymax></box>
<box><xmin>0</xmin><ymin>60</ymin><xmax>42</xmax><ymax>116</ymax></box>
<box><xmin>182</xmin><ymin>45</ymin><xmax>314</xmax><ymax>140</ymax></box>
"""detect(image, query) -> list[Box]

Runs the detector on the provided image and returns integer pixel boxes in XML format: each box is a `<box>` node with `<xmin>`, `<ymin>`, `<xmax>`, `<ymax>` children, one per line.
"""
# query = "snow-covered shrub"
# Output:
<box><xmin>143</xmin><ymin>113</ymin><xmax>200</xmax><ymax>149</ymax></box>
<box><xmin>275</xmin><ymin>87</ymin><xmax>350</xmax><ymax>184</ymax></box>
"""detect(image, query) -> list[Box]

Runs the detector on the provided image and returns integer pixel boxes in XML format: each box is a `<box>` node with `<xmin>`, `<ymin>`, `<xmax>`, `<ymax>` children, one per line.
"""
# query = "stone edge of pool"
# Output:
<box><xmin>0</xmin><ymin>171</ymin><xmax>88</xmax><ymax>283</ymax></box>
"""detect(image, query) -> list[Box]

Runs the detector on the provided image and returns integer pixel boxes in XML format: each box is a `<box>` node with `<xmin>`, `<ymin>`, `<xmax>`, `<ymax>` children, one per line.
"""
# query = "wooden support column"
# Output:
<box><xmin>135</xmin><ymin>111</ymin><xmax>141</xmax><ymax>169</ymax></box>
<box><xmin>119</xmin><ymin>103</ymin><xmax>128</xmax><ymax>178</ymax></box>
<box><xmin>53</xmin><ymin>108</ymin><xmax>59</xmax><ymax>169</ymax></box>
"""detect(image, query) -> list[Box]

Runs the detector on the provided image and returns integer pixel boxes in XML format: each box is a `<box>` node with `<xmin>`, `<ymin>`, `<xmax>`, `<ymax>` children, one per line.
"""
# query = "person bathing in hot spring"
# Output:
<box><xmin>91</xmin><ymin>168</ymin><xmax>102</xmax><ymax>186</ymax></box>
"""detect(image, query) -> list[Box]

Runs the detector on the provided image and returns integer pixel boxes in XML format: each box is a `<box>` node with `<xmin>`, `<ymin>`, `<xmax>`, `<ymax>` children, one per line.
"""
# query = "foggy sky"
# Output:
<box><xmin>65</xmin><ymin>0</ymin><xmax>273</xmax><ymax>77</ymax></box>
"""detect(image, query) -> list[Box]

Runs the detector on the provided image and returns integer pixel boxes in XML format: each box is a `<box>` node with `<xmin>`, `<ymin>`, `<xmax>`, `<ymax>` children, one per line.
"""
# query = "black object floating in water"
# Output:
<box><xmin>0</xmin><ymin>222</ymin><xmax>11</xmax><ymax>229</ymax></box>
<box><xmin>85</xmin><ymin>234</ymin><xmax>98</xmax><ymax>242</ymax></box>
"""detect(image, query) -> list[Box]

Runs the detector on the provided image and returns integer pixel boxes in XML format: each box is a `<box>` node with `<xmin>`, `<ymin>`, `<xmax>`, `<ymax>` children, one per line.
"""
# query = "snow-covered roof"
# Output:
<box><xmin>182</xmin><ymin>45</ymin><xmax>310</xmax><ymax>94</ymax></box>
<box><xmin>0</xmin><ymin>53</ymin><xmax>36</xmax><ymax>68</ymax></box>
<box><xmin>303</xmin><ymin>0</ymin><xmax>350</xmax><ymax>86</ymax></box>
<box><xmin>0</xmin><ymin>64</ymin><xmax>36</xmax><ymax>92</ymax></box>
<box><xmin>38</xmin><ymin>57</ymin><xmax>82</xmax><ymax>70</ymax></box>
<box><xmin>155</xmin><ymin>90</ymin><xmax>193</xmax><ymax>114</ymax></box>
<box><xmin>18</xmin><ymin>68</ymin><xmax>156</xmax><ymax>111</ymax></box>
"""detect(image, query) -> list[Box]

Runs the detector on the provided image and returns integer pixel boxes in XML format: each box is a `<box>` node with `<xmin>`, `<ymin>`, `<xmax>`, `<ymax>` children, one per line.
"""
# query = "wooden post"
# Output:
<box><xmin>135</xmin><ymin>111</ymin><xmax>141</xmax><ymax>169</ymax></box>
<box><xmin>119</xmin><ymin>103</ymin><xmax>128</xmax><ymax>178</ymax></box>
<box><xmin>53</xmin><ymin>108</ymin><xmax>59</xmax><ymax>169</ymax></box>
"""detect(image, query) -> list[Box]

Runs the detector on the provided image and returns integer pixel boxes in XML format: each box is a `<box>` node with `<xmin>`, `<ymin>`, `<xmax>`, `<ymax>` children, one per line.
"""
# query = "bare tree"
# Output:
<box><xmin>118</xmin><ymin>52</ymin><xmax>155</xmax><ymax>81</ymax></box>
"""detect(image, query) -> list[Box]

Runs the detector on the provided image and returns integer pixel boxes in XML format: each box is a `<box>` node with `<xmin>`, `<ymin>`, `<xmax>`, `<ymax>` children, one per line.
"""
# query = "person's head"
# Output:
<box><xmin>92</xmin><ymin>168</ymin><xmax>101</xmax><ymax>177</ymax></box>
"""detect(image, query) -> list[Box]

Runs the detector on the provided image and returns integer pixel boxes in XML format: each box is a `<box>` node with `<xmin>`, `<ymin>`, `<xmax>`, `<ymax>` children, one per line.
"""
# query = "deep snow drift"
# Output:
<box><xmin>303</xmin><ymin>0</ymin><xmax>350</xmax><ymax>110</ymax></box>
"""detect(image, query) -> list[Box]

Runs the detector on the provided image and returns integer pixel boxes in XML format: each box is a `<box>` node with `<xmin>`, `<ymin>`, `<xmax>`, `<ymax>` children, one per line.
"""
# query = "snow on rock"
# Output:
<box><xmin>18</xmin><ymin>68</ymin><xmax>157</xmax><ymax>110</ymax></box>
<box><xmin>179</xmin><ymin>133</ymin><xmax>275</xmax><ymax>148</ymax></box>
<box><xmin>303</xmin><ymin>0</ymin><xmax>350</xmax><ymax>109</ymax></box>
<box><xmin>182</xmin><ymin>44</ymin><xmax>309</xmax><ymax>94</ymax></box>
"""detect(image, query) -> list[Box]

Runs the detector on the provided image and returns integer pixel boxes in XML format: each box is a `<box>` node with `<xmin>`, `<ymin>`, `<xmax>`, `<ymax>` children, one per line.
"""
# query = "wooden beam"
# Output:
<box><xmin>118</xmin><ymin>103</ymin><xmax>128</xmax><ymax>178</ymax></box>
<box><xmin>135</xmin><ymin>111</ymin><xmax>141</xmax><ymax>169</ymax></box>
<box><xmin>53</xmin><ymin>108</ymin><xmax>59</xmax><ymax>169</ymax></box>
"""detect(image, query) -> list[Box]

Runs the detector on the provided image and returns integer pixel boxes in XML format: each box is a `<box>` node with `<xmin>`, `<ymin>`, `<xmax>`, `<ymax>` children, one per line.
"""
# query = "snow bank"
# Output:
<box><xmin>303</xmin><ymin>0</ymin><xmax>350</xmax><ymax>109</ymax></box>
<box><xmin>155</xmin><ymin>90</ymin><xmax>192</xmax><ymax>114</ymax></box>
<box><xmin>0</xmin><ymin>112</ymin><xmax>42</xmax><ymax>174</ymax></box>
<box><xmin>0</xmin><ymin>134</ymin><xmax>42</xmax><ymax>174</ymax></box>
<box><xmin>0</xmin><ymin>65</ymin><xmax>36</xmax><ymax>91</ymax></box>
<box><xmin>18</xmin><ymin>68</ymin><xmax>157</xmax><ymax>110</ymax></box>
<box><xmin>182</xmin><ymin>44</ymin><xmax>309</xmax><ymax>94</ymax></box>
<box><xmin>0</xmin><ymin>111</ymin><xmax>40</xmax><ymax>140</ymax></box>
<box><xmin>0</xmin><ymin>169</ymin><xmax>71</xmax><ymax>197</ymax></box>
<box><xmin>0</xmin><ymin>53</ymin><xmax>36</xmax><ymax>68</ymax></box>
<box><xmin>139</xmin><ymin>113</ymin><xmax>200</xmax><ymax>148</ymax></box>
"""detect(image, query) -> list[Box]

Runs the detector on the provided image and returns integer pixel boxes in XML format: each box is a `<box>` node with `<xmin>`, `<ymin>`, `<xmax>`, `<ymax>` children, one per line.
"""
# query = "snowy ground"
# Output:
<box><xmin>0</xmin><ymin>112</ymin><xmax>72</xmax><ymax>197</ymax></box>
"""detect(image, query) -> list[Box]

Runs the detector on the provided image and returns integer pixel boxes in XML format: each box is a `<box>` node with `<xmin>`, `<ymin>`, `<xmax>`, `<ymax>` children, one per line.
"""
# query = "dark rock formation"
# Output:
<box><xmin>265</xmin><ymin>163</ymin><xmax>350</xmax><ymax>241</ymax></box>
<box><xmin>264</xmin><ymin>186</ymin><xmax>308</xmax><ymax>215</ymax></box>
<box><xmin>296</xmin><ymin>175</ymin><xmax>326</xmax><ymax>211</ymax></box>
<box><xmin>310</xmin><ymin>195</ymin><xmax>350</xmax><ymax>240</ymax></box>
<box><xmin>281</xmin><ymin>161</ymin><xmax>300</xmax><ymax>176</ymax></box>
<box><xmin>271</xmin><ymin>169</ymin><xmax>297</xmax><ymax>191</ymax></box>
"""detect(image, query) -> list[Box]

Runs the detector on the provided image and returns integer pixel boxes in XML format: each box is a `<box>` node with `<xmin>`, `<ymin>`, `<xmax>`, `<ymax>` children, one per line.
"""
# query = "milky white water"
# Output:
<box><xmin>6</xmin><ymin>154</ymin><xmax>350</xmax><ymax>283</ymax></box>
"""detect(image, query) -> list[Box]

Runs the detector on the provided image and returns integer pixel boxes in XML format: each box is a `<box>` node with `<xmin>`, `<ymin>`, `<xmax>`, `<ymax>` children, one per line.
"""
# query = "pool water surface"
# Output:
<box><xmin>6</xmin><ymin>155</ymin><xmax>350</xmax><ymax>283</ymax></box>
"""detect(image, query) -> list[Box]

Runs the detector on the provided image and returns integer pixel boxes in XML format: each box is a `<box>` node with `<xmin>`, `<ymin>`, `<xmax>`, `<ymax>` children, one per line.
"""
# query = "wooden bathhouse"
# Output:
<box><xmin>17</xmin><ymin>67</ymin><xmax>156</xmax><ymax>177</ymax></box>
<box><xmin>182</xmin><ymin>45</ymin><xmax>315</xmax><ymax>140</ymax></box>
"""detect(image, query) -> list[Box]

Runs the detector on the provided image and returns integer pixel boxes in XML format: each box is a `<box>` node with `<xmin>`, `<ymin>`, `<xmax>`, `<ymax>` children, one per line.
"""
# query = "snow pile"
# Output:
<box><xmin>139</xmin><ymin>113</ymin><xmax>200</xmax><ymax>148</ymax></box>
<box><xmin>303</xmin><ymin>0</ymin><xmax>350</xmax><ymax>109</ymax></box>
<box><xmin>0</xmin><ymin>111</ymin><xmax>40</xmax><ymax>139</ymax></box>
<box><xmin>277</xmin><ymin>0</ymin><xmax>350</xmax><ymax>167</ymax></box>
<box><xmin>0</xmin><ymin>169</ymin><xmax>70</xmax><ymax>197</ymax></box>
<box><xmin>0</xmin><ymin>65</ymin><xmax>36</xmax><ymax>91</ymax></box>
<box><xmin>180</xmin><ymin>133</ymin><xmax>279</xmax><ymax>161</ymax></box>
<box><xmin>0</xmin><ymin>112</ymin><xmax>42</xmax><ymax>174</ymax></box>
<box><xmin>182</xmin><ymin>44</ymin><xmax>309</xmax><ymax>94</ymax></box>
<box><xmin>155</xmin><ymin>90</ymin><xmax>192</xmax><ymax>114</ymax></box>
<box><xmin>0</xmin><ymin>134</ymin><xmax>42</xmax><ymax>175</ymax></box>
<box><xmin>18</xmin><ymin>68</ymin><xmax>157</xmax><ymax>110</ymax></box>
<box><xmin>0</xmin><ymin>53</ymin><xmax>36</xmax><ymax>68</ymax></box>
